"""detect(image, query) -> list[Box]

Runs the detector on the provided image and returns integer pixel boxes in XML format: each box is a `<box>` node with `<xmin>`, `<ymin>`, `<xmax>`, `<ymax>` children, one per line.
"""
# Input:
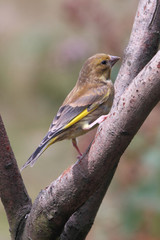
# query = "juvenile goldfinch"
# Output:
<box><xmin>21</xmin><ymin>53</ymin><xmax>120</xmax><ymax>170</ymax></box>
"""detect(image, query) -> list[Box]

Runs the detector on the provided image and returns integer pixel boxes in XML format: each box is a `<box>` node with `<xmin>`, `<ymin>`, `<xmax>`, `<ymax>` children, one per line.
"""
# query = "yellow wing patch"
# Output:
<box><xmin>64</xmin><ymin>107</ymin><xmax>96</xmax><ymax>129</ymax></box>
<box><xmin>64</xmin><ymin>88</ymin><xmax>111</xmax><ymax>130</ymax></box>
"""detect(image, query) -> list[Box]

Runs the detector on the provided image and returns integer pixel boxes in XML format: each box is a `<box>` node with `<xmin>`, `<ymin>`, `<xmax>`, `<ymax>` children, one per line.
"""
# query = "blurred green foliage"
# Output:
<box><xmin>0</xmin><ymin>0</ymin><xmax>160</xmax><ymax>240</ymax></box>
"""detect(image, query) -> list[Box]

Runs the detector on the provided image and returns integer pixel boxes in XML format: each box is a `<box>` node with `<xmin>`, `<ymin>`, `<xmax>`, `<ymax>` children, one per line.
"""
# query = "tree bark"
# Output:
<box><xmin>0</xmin><ymin>116</ymin><xmax>32</xmax><ymax>240</ymax></box>
<box><xmin>60</xmin><ymin>0</ymin><xmax>160</xmax><ymax>239</ymax></box>
<box><xmin>115</xmin><ymin>0</ymin><xmax>160</xmax><ymax>97</ymax></box>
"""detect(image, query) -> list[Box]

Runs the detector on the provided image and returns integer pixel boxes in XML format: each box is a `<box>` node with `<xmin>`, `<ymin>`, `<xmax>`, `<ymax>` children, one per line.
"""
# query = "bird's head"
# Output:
<box><xmin>79</xmin><ymin>53</ymin><xmax>120</xmax><ymax>84</ymax></box>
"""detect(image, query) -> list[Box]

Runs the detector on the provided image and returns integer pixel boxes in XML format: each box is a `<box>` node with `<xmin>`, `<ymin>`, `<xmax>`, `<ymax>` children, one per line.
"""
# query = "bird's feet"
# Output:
<box><xmin>83</xmin><ymin>114</ymin><xmax>108</xmax><ymax>130</ymax></box>
<box><xmin>72</xmin><ymin>138</ymin><xmax>82</xmax><ymax>156</ymax></box>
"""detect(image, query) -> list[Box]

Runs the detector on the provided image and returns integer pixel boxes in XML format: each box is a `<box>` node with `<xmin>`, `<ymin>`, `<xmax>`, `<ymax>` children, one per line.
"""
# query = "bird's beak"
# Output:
<box><xmin>109</xmin><ymin>55</ymin><xmax>120</xmax><ymax>67</ymax></box>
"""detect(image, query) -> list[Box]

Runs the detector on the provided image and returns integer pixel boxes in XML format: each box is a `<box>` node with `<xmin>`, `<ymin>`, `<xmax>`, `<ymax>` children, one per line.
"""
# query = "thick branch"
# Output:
<box><xmin>60</xmin><ymin>0</ymin><xmax>160</xmax><ymax>238</ymax></box>
<box><xmin>60</xmin><ymin>166</ymin><xmax>117</xmax><ymax>240</ymax></box>
<box><xmin>22</xmin><ymin>51</ymin><xmax>160</xmax><ymax>240</ymax></box>
<box><xmin>0</xmin><ymin>116</ymin><xmax>32</xmax><ymax>240</ymax></box>
<box><xmin>115</xmin><ymin>0</ymin><xmax>160</xmax><ymax>98</ymax></box>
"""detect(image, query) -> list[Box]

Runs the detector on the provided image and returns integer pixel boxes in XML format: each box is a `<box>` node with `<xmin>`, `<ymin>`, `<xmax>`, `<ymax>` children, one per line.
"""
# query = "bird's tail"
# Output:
<box><xmin>21</xmin><ymin>135</ymin><xmax>58</xmax><ymax>171</ymax></box>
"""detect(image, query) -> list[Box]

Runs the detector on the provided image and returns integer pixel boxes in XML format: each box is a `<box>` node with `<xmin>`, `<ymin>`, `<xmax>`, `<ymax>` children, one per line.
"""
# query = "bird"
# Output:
<box><xmin>21</xmin><ymin>53</ymin><xmax>120</xmax><ymax>170</ymax></box>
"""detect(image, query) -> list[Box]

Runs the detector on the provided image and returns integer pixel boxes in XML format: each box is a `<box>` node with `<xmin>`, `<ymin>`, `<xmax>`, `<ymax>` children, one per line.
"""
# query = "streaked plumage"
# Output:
<box><xmin>21</xmin><ymin>53</ymin><xmax>120</xmax><ymax>170</ymax></box>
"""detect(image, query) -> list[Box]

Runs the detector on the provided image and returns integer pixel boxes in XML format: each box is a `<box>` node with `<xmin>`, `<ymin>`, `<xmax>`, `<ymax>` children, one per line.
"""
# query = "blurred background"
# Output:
<box><xmin>0</xmin><ymin>0</ymin><xmax>160</xmax><ymax>239</ymax></box>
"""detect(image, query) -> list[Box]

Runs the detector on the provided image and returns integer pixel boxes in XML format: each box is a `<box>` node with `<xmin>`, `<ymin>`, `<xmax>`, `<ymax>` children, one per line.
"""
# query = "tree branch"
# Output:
<box><xmin>60</xmin><ymin>0</ymin><xmax>160</xmax><ymax>238</ymax></box>
<box><xmin>60</xmin><ymin>166</ymin><xmax>117</xmax><ymax>240</ymax></box>
<box><xmin>115</xmin><ymin>0</ymin><xmax>160</xmax><ymax>98</ymax></box>
<box><xmin>0</xmin><ymin>115</ymin><xmax>32</xmax><ymax>240</ymax></box>
<box><xmin>22</xmin><ymin>50</ymin><xmax>160</xmax><ymax>239</ymax></box>
<box><xmin>22</xmin><ymin>1</ymin><xmax>160</xmax><ymax>238</ymax></box>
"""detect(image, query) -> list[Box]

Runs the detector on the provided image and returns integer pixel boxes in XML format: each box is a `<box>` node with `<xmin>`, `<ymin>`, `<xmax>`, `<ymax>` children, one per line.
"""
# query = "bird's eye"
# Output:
<box><xmin>101</xmin><ymin>60</ymin><xmax>107</xmax><ymax>65</ymax></box>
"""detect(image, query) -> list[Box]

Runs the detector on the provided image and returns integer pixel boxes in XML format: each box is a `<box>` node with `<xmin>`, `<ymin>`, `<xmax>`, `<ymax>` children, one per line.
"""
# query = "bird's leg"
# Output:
<box><xmin>72</xmin><ymin>138</ymin><xmax>82</xmax><ymax>157</ymax></box>
<box><xmin>83</xmin><ymin>115</ymin><xmax>108</xmax><ymax>130</ymax></box>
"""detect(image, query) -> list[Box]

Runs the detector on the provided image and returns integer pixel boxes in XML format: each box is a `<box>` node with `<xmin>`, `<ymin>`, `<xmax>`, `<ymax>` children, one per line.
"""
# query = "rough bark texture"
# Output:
<box><xmin>60</xmin><ymin>167</ymin><xmax>117</xmax><ymax>240</ymax></box>
<box><xmin>115</xmin><ymin>0</ymin><xmax>160</xmax><ymax>98</ymax></box>
<box><xmin>60</xmin><ymin>0</ymin><xmax>160</xmax><ymax>239</ymax></box>
<box><xmin>0</xmin><ymin>0</ymin><xmax>160</xmax><ymax>239</ymax></box>
<box><xmin>0</xmin><ymin>116</ymin><xmax>32</xmax><ymax>240</ymax></box>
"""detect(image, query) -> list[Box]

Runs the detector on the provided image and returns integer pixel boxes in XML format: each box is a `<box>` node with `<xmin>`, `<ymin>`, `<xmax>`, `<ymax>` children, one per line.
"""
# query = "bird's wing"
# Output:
<box><xmin>21</xmin><ymin>84</ymin><xmax>111</xmax><ymax>170</ymax></box>
<box><xmin>49</xmin><ymin>84</ymin><xmax>111</xmax><ymax>134</ymax></box>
